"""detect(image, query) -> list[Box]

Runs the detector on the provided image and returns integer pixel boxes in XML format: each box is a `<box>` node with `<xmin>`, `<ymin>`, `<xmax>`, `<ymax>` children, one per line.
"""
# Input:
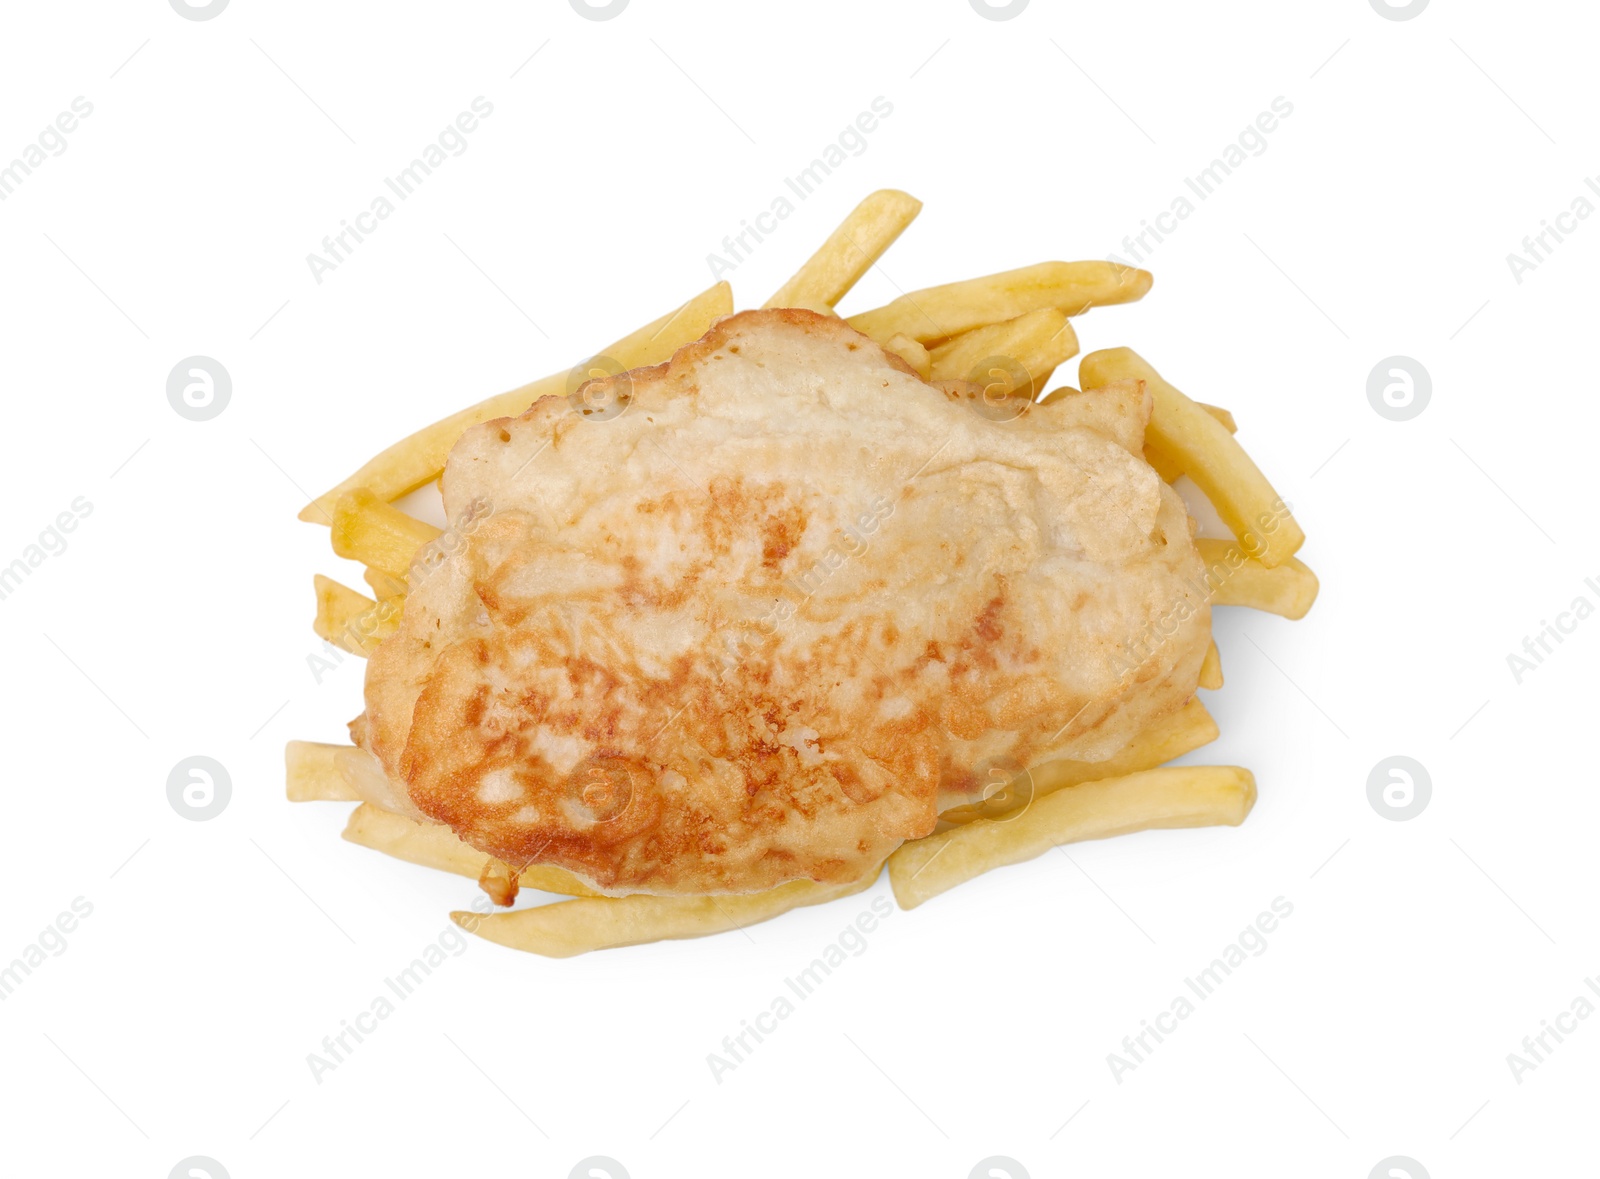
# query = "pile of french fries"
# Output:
<box><xmin>289</xmin><ymin>190</ymin><xmax>1318</xmax><ymax>957</ymax></box>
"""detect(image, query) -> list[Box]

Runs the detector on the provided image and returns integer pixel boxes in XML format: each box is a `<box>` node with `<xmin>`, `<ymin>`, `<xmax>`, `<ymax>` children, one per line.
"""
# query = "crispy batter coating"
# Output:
<box><xmin>360</xmin><ymin>310</ymin><xmax>1209</xmax><ymax>895</ymax></box>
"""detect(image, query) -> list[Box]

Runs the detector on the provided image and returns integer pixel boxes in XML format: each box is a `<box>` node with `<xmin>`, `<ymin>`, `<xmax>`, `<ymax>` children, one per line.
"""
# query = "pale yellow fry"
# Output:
<box><xmin>1200</xmin><ymin>402</ymin><xmax>1237</xmax><ymax>433</ymax></box>
<box><xmin>929</xmin><ymin>308</ymin><xmax>1078</xmax><ymax>399</ymax></box>
<box><xmin>1081</xmin><ymin>348</ymin><xmax>1305</xmax><ymax>568</ymax></box>
<box><xmin>938</xmin><ymin>697</ymin><xmax>1219</xmax><ymax>827</ymax></box>
<box><xmin>1038</xmin><ymin>385</ymin><xmax>1081</xmax><ymax>405</ymax></box>
<box><xmin>330</xmin><ymin>489</ymin><xmax>442</xmax><ymax>580</ymax></box>
<box><xmin>1143</xmin><ymin>444</ymin><xmax>1185</xmax><ymax>483</ymax></box>
<box><xmin>764</xmin><ymin>189</ymin><xmax>921</xmax><ymax>313</ymax></box>
<box><xmin>1199</xmin><ymin>641</ymin><xmax>1224</xmax><ymax>690</ymax></box>
<box><xmin>341</xmin><ymin>803</ymin><xmax>600</xmax><ymax>897</ymax></box>
<box><xmin>454</xmin><ymin>873</ymin><xmax>878</xmax><ymax>957</ymax></box>
<box><xmin>285</xmin><ymin>740</ymin><xmax>360</xmax><ymax>801</ymax></box>
<box><xmin>1144</xmin><ymin>404</ymin><xmax>1236</xmax><ymax>483</ymax></box>
<box><xmin>300</xmin><ymin>282</ymin><xmax>733</xmax><ymax>522</ymax></box>
<box><xmin>891</xmin><ymin>766</ymin><xmax>1256</xmax><ymax>910</ymax></box>
<box><xmin>884</xmin><ymin>332</ymin><xmax>932</xmax><ymax>380</ymax></box>
<box><xmin>847</xmin><ymin>261</ymin><xmax>1152</xmax><ymax>347</ymax></box>
<box><xmin>1196</xmin><ymin>537</ymin><xmax>1319</xmax><ymax>620</ymax></box>
<box><xmin>600</xmin><ymin>280</ymin><xmax>732</xmax><ymax>367</ymax></box>
<box><xmin>364</xmin><ymin>566</ymin><xmax>409</xmax><ymax>600</ymax></box>
<box><xmin>313</xmin><ymin>574</ymin><xmax>400</xmax><ymax>656</ymax></box>
<box><xmin>335</xmin><ymin>746</ymin><xmax>419</xmax><ymax>816</ymax></box>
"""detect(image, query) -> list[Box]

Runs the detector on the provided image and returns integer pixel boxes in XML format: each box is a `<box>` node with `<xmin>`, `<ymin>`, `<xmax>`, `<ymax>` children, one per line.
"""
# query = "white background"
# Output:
<box><xmin>1</xmin><ymin>1</ymin><xmax>1594</xmax><ymax>1176</ymax></box>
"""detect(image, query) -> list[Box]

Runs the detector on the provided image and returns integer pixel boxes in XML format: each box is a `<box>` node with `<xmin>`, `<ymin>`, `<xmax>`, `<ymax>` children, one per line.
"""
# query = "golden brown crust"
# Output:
<box><xmin>361</xmin><ymin>309</ymin><xmax>1209</xmax><ymax>895</ymax></box>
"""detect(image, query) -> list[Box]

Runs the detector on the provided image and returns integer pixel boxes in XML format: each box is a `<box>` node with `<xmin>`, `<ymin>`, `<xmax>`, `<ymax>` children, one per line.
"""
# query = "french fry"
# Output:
<box><xmin>1080</xmin><ymin>348</ymin><xmax>1304</xmax><ymax>568</ymax></box>
<box><xmin>335</xmin><ymin>746</ymin><xmax>421</xmax><ymax>815</ymax></box>
<box><xmin>1143</xmin><ymin>444</ymin><xmax>1185</xmax><ymax>483</ymax></box>
<box><xmin>938</xmin><ymin>697</ymin><xmax>1219</xmax><ymax>827</ymax></box>
<box><xmin>1196</xmin><ymin>538</ymin><xmax>1319</xmax><ymax>620</ymax></box>
<box><xmin>341</xmin><ymin>803</ymin><xmax>600</xmax><ymax>898</ymax></box>
<box><xmin>1144</xmin><ymin>404</ymin><xmax>1236</xmax><ymax>483</ymax></box>
<box><xmin>299</xmin><ymin>281</ymin><xmax>734</xmax><ymax>521</ymax></box>
<box><xmin>1038</xmin><ymin>384</ymin><xmax>1081</xmax><ymax>405</ymax></box>
<box><xmin>1200</xmin><ymin>403</ymin><xmax>1237</xmax><ymax>433</ymax></box>
<box><xmin>885</xmin><ymin>332</ymin><xmax>932</xmax><ymax>380</ymax></box>
<box><xmin>764</xmin><ymin>189</ymin><xmax>922</xmax><ymax>313</ymax></box>
<box><xmin>848</xmin><ymin>261</ymin><xmax>1152</xmax><ymax>347</ymax></box>
<box><xmin>929</xmin><ymin>308</ymin><xmax>1079</xmax><ymax>398</ymax></box>
<box><xmin>602</xmin><ymin>280</ymin><xmax>732</xmax><ymax>367</ymax></box>
<box><xmin>891</xmin><ymin>765</ymin><xmax>1256</xmax><ymax>910</ymax></box>
<box><xmin>285</xmin><ymin>741</ymin><xmax>361</xmax><ymax>801</ymax></box>
<box><xmin>330</xmin><ymin>489</ymin><xmax>441</xmax><ymax>580</ymax></box>
<box><xmin>1199</xmin><ymin>641</ymin><xmax>1224</xmax><ymax>690</ymax></box>
<box><xmin>313</xmin><ymin>574</ymin><xmax>400</xmax><ymax>656</ymax></box>
<box><xmin>361</xmin><ymin>566</ymin><xmax>410</xmax><ymax>629</ymax></box>
<box><xmin>364</xmin><ymin>566</ymin><xmax>409</xmax><ymax>600</ymax></box>
<box><xmin>454</xmin><ymin>872</ymin><xmax>878</xmax><ymax>957</ymax></box>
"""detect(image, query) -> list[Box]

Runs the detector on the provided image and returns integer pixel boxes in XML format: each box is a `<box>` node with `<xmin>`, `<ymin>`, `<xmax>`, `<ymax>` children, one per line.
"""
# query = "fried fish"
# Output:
<box><xmin>358</xmin><ymin>309</ymin><xmax>1209</xmax><ymax>896</ymax></box>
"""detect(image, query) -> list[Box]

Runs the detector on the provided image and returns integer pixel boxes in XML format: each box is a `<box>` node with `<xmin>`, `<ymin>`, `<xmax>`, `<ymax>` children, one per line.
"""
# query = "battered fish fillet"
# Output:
<box><xmin>359</xmin><ymin>309</ymin><xmax>1210</xmax><ymax>896</ymax></box>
